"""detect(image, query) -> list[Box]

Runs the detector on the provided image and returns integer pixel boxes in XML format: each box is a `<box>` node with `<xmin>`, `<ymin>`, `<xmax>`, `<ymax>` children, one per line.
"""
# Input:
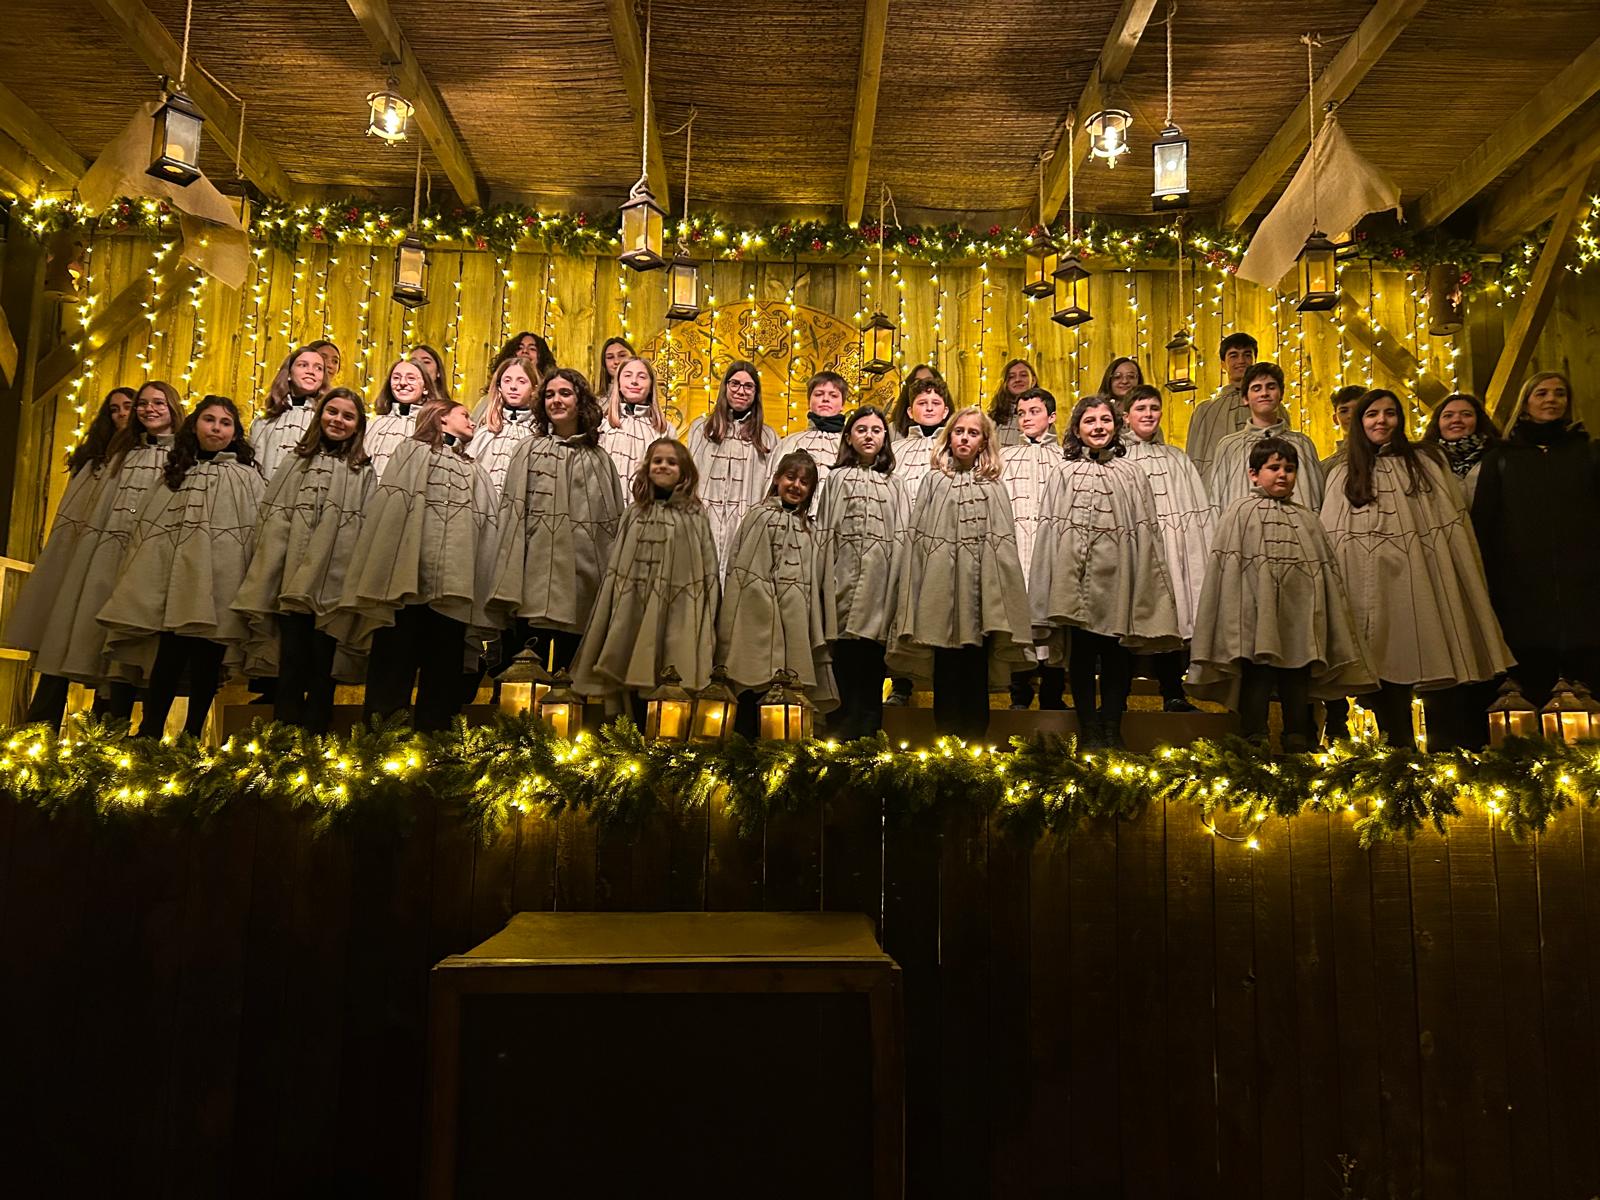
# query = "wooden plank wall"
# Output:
<box><xmin>1</xmin><ymin>788</ymin><xmax>1597</xmax><ymax>1199</ymax></box>
<box><xmin>29</xmin><ymin>237</ymin><xmax>1492</xmax><ymax>528</ymax></box>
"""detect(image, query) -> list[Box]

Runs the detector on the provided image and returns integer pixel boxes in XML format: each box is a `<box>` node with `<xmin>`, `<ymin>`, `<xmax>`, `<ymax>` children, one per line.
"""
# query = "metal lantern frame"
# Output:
<box><xmin>1085</xmin><ymin>106</ymin><xmax>1133</xmax><ymax>168</ymax></box>
<box><xmin>1023</xmin><ymin>236</ymin><xmax>1060</xmax><ymax>298</ymax></box>
<box><xmin>758</xmin><ymin>670</ymin><xmax>814</xmax><ymax>742</ymax></box>
<box><xmin>691</xmin><ymin>670</ymin><xmax>740</xmax><ymax>744</ymax></box>
<box><xmin>537</xmin><ymin>671</ymin><xmax>585</xmax><ymax>740</ymax></box>
<box><xmin>1295</xmin><ymin>230</ymin><xmax>1339</xmax><ymax>312</ymax></box>
<box><xmin>643</xmin><ymin>667</ymin><xmax>695</xmax><ymax>743</ymax></box>
<box><xmin>496</xmin><ymin>644</ymin><xmax>554</xmax><ymax>716</ymax></box>
<box><xmin>366</xmin><ymin>79</ymin><xmax>415</xmax><ymax>143</ymax></box>
<box><xmin>619</xmin><ymin>178</ymin><xmax>669</xmax><ymax>272</ymax></box>
<box><xmin>666</xmin><ymin>251</ymin><xmax>700</xmax><ymax>321</ymax></box>
<box><xmin>147</xmin><ymin>86</ymin><xmax>205</xmax><ymax>187</ymax></box>
<box><xmin>1163</xmin><ymin>328</ymin><xmax>1197</xmax><ymax>393</ymax></box>
<box><xmin>1050</xmin><ymin>254</ymin><xmax>1092</xmax><ymax>329</ymax></box>
<box><xmin>392</xmin><ymin>231</ymin><xmax>430</xmax><ymax>309</ymax></box>
<box><xmin>861</xmin><ymin>310</ymin><xmax>897</xmax><ymax>375</ymax></box>
<box><xmin>1541</xmin><ymin>679</ymin><xmax>1593</xmax><ymax>744</ymax></box>
<box><xmin>1486</xmin><ymin>679</ymin><xmax>1540</xmax><ymax>747</ymax></box>
<box><xmin>1151</xmin><ymin>124</ymin><xmax>1190</xmax><ymax>210</ymax></box>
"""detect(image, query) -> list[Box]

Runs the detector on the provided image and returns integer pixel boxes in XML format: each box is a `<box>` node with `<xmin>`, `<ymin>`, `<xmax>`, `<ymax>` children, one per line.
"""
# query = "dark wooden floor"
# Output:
<box><xmin>0</xmin><ymin>783</ymin><xmax>1595</xmax><ymax>1198</ymax></box>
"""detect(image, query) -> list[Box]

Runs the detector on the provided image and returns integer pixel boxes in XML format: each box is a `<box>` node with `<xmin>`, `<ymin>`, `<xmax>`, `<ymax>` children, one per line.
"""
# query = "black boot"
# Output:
<box><xmin>1101</xmin><ymin>708</ymin><xmax>1126</xmax><ymax>750</ymax></box>
<box><xmin>1075</xmin><ymin>711</ymin><xmax>1103</xmax><ymax>749</ymax></box>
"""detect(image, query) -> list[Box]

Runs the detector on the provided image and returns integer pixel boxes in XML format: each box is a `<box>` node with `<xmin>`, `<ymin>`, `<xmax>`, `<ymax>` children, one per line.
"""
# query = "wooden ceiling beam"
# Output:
<box><xmin>603</xmin><ymin>0</ymin><xmax>668</xmax><ymax>205</ymax></box>
<box><xmin>0</xmin><ymin>82</ymin><xmax>86</xmax><ymax>183</ymax></box>
<box><xmin>842</xmin><ymin>0</ymin><xmax>890</xmax><ymax>225</ymax></box>
<box><xmin>1485</xmin><ymin>169</ymin><xmax>1596</xmax><ymax>424</ymax></box>
<box><xmin>343</xmin><ymin>0</ymin><xmax>483</xmax><ymax>208</ymax></box>
<box><xmin>1413</xmin><ymin>35</ymin><xmax>1600</xmax><ymax>229</ymax></box>
<box><xmin>1475</xmin><ymin>102</ymin><xmax>1600</xmax><ymax>248</ymax></box>
<box><xmin>1041</xmin><ymin>0</ymin><xmax>1158</xmax><ymax>223</ymax></box>
<box><xmin>87</xmin><ymin>0</ymin><xmax>295</xmax><ymax>200</ymax></box>
<box><xmin>1219</xmin><ymin>0</ymin><xmax>1428</xmax><ymax>230</ymax></box>
<box><xmin>0</xmin><ymin>130</ymin><xmax>49</xmax><ymax>199</ymax></box>
<box><xmin>29</xmin><ymin>263</ymin><xmax>198</xmax><ymax>405</ymax></box>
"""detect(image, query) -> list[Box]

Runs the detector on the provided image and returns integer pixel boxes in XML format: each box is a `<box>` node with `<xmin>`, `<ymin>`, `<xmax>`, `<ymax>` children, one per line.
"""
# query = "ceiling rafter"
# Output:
<box><xmin>0</xmin><ymin>81</ymin><xmax>86</xmax><ymax>183</ymax></box>
<box><xmin>1475</xmin><ymin>102</ymin><xmax>1600</xmax><ymax>247</ymax></box>
<box><xmin>842</xmin><ymin>0</ymin><xmax>890</xmax><ymax>225</ymax></box>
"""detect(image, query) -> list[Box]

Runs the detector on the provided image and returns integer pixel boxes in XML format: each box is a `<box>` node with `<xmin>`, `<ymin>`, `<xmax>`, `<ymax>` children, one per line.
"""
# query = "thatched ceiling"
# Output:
<box><xmin>1</xmin><ymin>0</ymin><xmax>1598</xmax><ymax>239</ymax></box>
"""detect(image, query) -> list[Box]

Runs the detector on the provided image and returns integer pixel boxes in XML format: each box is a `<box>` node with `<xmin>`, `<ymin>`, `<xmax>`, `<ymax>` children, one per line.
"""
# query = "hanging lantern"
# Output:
<box><xmin>666</xmin><ymin>251</ymin><xmax>701</xmax><ymax>321</ymax></box>
<box><xmin>1426</xmin><ymin>263</ymin><xmax>1465</xmax><ymax>335</ymax></box>
<box><xmin>643</xmin><ymin>666</ymin><xmax>694</xmax><ymax>743</ymax></box>
<box><xmin>537</xmin><ymin>670</ymin><xmax>585</xmax><ymax>739</ymax></box>
<box><xmin>1022</xmin><ymin>236</ymin><xmax>1059</xmax><ymax>298</ymax></box>
<box><xmin>43</xmin><ymin>227</ymin><xmax>87</xmax><ymax>299</ymax></box>
<box><xmin>1151</xmin><ymin>125</ymin><xmax>1190</xmax><ymax>211</ymax></box>
<box><xmin>758</xmin><ymin>670</ymin><xmax>814</xmax><ymax>741</ymax></box>
<box><xmin>692</xmin><ymin>669</ymin><xmax>739</xmax><ymax>744</ymax></box>
<box><xmin>1163</xmin><ymin>329</ymin><xmax>1197</xmax><ymax>393</ymax></box>
<box><xmin>1295</xmin><ymin>230</ymin><xmax>1339</xmax><ymax>312</ymax></box>
<box><xmin>146</xmin><ymin>86</ymin><xmax>204</xmax><ymax>187</ymax></box>
<box><xmin>392</xmin><ymin>231</ymin><xmax>429</xmax><ymax>309</ymax></box>
<box><xmin>1486</xmin><ymin>679</ymin><xmax>1540</xmax><ymax>747</ymax></box>
<box><xmin>1051</xmin><ymin>255</ymin><xmax>1092</xmax><ymax>328</ymax></box>
<box><xmin>1086</xmin><ymin>107</ymin><xmax>1132</xmax><ymax>168</ymax></box>
<box><xmin>497</xmin><ymin>644</ymin><xmax>553</xmax><ymax>716</ymax></box>
<box><xmin>861</xmin><ymin>310</ymin><xmax>896</xmax><ymax>375</ymax></box>
<box><xmin>619</xmin><ymin>178</ymin><xmax>668</xmax><ymax>272</ymax></box>
<box><xmin>366</xmin><ymin>81</ymin><xmax>414</xmax><ymax>143</ymax></box>
<box><xmin>1542</xmin><ymin>679</ymin><xmax>1593</xmax><ymax>744</ymax></box>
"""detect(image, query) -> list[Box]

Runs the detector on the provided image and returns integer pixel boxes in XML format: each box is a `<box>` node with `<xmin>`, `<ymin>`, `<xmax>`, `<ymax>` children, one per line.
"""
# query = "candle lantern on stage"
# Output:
<box><xmin>643</xmin><ymin>666</ymin><xmax>694</xmax><ymax>743</ymax></box>
<box><xmin>1164</xmin><ymin>329</ymin><xmax>1197</xmax><ymax>392</ymax></box>
<box><xmin>497</xmin><ymin>644</ymin><xmax>553</xmax><ymax>716</ymax></box>
<box><xmin>1486</xmin><ymin>679</ymin><xmax>1540</xmax><ymax>746</ymax></box>
<box><xmin>537</xmin><ymin>671</ymin><xmax>585</xmax><ymax>739</ymax></box>
<box><xmin>1541</xmin><ymin>678</ymin><xmax>1595</xmax><ymax>743</ymax></box>
<box><xmin>692</xmin><ymin>669</ymin><xmax>739</xmax><ymax>744</ymax></box>
<box><xmin>147</xmin><ymin>86</ymin><xmax>204</xmax><ymax>186</ymax></box>
<box><xmin>759</xmin><ymin>670</ymin><xmax>814</xmax><ymax>742</ymax></box>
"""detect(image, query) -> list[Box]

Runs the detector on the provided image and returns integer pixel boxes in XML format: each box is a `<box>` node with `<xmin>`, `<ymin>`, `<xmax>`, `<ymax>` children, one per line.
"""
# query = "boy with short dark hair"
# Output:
<box><xmin>1187</xmin><ymin>436</ymin><xmax>1373</xmax><ymax>751</ymax></box>
<box><xmin>1204</xmin><ymin>362</ymin><xmax>1324</xmax><ymax>510</ymax></box>
<box><xmin>1182</xmin><ymin>331</ymin><xmax>1261</xmax><ymax>475</ymax></box>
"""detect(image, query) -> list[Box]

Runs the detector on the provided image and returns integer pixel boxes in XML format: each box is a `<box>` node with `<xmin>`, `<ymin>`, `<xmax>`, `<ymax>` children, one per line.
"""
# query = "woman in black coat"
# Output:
<box><xmin>1471</xmin><ymin>370</ymin><xmax>1600</xmax><ymax>706</ymax></box>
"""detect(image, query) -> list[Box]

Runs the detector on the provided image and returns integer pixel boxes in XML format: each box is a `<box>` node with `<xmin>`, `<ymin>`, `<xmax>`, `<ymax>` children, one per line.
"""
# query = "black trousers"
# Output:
<box><xmin>1150</xmin><ymin>649</ymin><xmax>1188</xmax><ymax>704</ymax></box>
<box><xmin>24</xmin><ymin>673</ymin><xmax>71</xmax><ymax>730</ymax></box>
<box><xmin>364</xmin><ymin>604</ymin><xmax>469</xmax><ymax>732</ymax></box>
<box><xmin>275</xmin><ymin>612</ymin><xmax>338</xmax><ymax>733</ymax></box>
<box><xmin>1008</xmin><ymin>664</ymin><xmax>1066</xmax><ymax>709</ymax></box>
<box><xmin>139</xmin><ymin>632</ymin><xmax>226</xmax><ymax>739</ymax></box>
<box><xmin>1369</xmin><ymin>679</ymin><xmax>1416</xmax><ymax>748</ymax></box>
<box><xmin>932</xmin><ymin>644</ymin><xmax>990</xmax><ymax>740</ymax></box>
<box><xmin>1068</xmin><ymin>628</ymin><xmax>1134</xmax><ymax>718</ymax></box>
<box><xmin>830</xmin><ymin>638</ymin><xmax>887</xmax><ymax>740</ymax></box>
<box><xmin>1323</xmin><ymin>696</ymin><xmax>1350</xmax><ymax>742</ymax></box>
<box><xmin>1238</xmin><ymin>663</ymin><xmax>1313</xmax><ymax>750</ymax></box>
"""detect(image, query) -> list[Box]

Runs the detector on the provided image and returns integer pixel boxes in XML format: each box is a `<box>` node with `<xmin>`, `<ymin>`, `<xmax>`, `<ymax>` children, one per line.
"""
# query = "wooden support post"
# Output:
<box><xmin>0</xmin><ymin>231</ymin><xmax>51</xmax><ymax>559</ymax></box>
<box><xmin>1319</xmin><ymin>295</ymin><xmax>1451</xmax><ymax>408</ymax></box>
<box><xmin>1486</xmin><ymin>171</ymin><xmax>1597</xmax><ymax>424</ymax></box>
<box><xmin>841</xmin><ymin>0</ymin><xmax>889</xmax><ymax>226</ymax></box>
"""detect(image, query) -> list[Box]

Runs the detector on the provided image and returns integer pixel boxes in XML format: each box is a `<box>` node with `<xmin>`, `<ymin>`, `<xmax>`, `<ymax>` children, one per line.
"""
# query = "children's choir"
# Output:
<box><xmin>6</xmin><ymin>330</ymin><xmax>1593</xmax><ymax>754</ymax></box>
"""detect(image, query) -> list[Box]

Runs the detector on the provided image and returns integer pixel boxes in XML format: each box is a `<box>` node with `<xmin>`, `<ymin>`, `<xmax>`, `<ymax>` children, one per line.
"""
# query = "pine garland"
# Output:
<box><xmin>0</xmin><ymin>716</ymin><xmax>1594</xmax><ymax>848</ymax></box>
<box><xmin>6</xmin><ymin>194</ymin><xmax>1548</xmax><ymax>290</ymax></box>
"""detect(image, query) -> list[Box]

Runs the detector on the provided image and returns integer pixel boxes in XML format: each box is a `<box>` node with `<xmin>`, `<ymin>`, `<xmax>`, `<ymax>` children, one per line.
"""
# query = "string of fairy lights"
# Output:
<box><xmin>35</xmin><ymin>224</ymin><xmax>1506</xmax><ymax>462</ymax></box>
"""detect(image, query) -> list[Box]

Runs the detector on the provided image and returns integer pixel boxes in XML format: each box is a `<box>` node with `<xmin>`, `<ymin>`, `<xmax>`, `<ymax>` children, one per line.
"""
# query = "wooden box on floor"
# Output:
<box><xmin>428</xmin><ymin>912</ymin><xmax>903</xmax><ymax>1200</ymax></box>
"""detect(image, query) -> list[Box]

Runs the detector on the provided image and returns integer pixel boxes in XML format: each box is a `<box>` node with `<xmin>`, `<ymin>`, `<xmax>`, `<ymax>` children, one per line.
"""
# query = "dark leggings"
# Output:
<box><xmin>24</xmin><ymin>674</ymin><xmax>71</xmax><ymax>730</ymax></box>
<box><xmin>1068</xmin><ymin>628</ymin><xmax>1133</xmax><ymax>720</ymax></box>
<box><xmin>363</xmin><ymin>604</ymin><xmax>469</xmax><ymax>732</ymax></box>
<box><xmin>1008</xmin><ymin>664</ymin><xmax>1066</xmax><ymax>710</ymax></box>
<box><xmin>1238</xmin><ymin>663</ymin><xmax>1313</xmax><ymax>750</ymax></box>
<box><xmin>830</xmin><ymin>638</ymin><xmax>888</xmax><ymax>740</ymax></box>
<box><xmin>932</xmin><ymin>644</ymin><xmax>990</xmax><ymax>740</ymax></box>
<box><xmin>139</xmin><ymin>633</ymin><xmax>226</xmax><ymax>739</ymax></box>
<box><xmin>1368</xmin><ymin>679</ymin><xmax>1416</xmax><ymax>748</ymax></box>
<box><xmin>275</xmin><ymin>612</ymin><xmax>338</xmax><ymax>733</ymax></box>
<box><xmin>1151</xmin><ymin>649</ymin><xmax>1188</xmax><ymax>704</ymax></box>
